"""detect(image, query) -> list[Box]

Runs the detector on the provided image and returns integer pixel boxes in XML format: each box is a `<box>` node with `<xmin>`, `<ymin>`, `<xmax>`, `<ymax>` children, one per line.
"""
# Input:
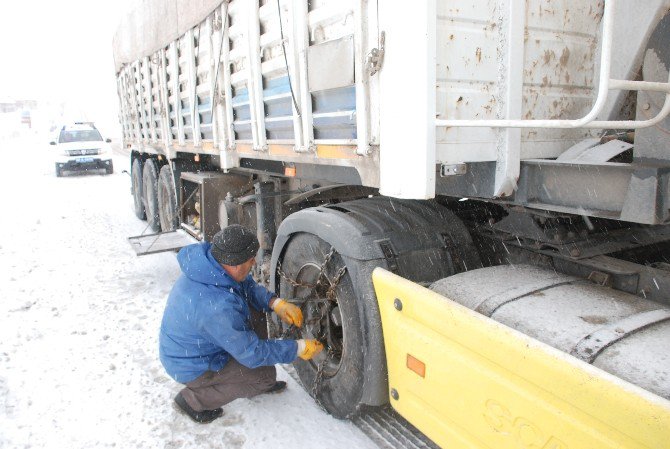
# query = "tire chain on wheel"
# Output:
<box><xmin>311</xmin><ymin>347</ymin><xmax>336</xmax><ymax>408</ymax></box>
<box><xmin>276</xmin><ymin>246</ymin><xmax>349</xmax><ymax>404</ymax></box>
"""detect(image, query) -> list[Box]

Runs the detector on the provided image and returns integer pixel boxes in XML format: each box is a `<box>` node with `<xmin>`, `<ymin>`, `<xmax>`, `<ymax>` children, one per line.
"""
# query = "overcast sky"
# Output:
<box><xmin>0</xmin><ymin>0</ymin><xmax>134</xmax><ymax>135</ymax></box>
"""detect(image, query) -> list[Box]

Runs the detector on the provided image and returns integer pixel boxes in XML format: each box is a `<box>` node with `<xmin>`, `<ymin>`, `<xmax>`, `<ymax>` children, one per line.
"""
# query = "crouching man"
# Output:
<box><xmin>159</xmin><ymin>224</ymin><xmax>323</xmax><ymax>423</ymax></box>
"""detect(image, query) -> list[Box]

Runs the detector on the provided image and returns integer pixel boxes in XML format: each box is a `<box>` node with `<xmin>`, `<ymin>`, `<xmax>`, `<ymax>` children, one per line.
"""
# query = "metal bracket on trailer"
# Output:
<box><xmin>128</xmin><ymin>229</ymin><xmax>199</xmax><ymax>256</ymax></box>
<box><xmin>571</xmin><ymin>309</ymin><xmax>670</xmax><ymax>363</ymax></box>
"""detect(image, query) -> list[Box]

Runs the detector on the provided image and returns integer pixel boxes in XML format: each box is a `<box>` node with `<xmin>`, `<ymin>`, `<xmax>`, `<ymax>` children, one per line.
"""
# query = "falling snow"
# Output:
<box><xmin>0</xmin><ymin>133</ymin><xmax>377</xmax><ymax>449</ymax></box>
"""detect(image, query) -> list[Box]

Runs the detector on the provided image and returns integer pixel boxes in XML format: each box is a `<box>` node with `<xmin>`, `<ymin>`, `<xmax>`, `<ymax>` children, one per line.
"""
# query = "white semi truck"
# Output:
<box><xmin>115</xmin><ymin>1</ymin><xmax>670</xmax><ymax>447</ymax></box>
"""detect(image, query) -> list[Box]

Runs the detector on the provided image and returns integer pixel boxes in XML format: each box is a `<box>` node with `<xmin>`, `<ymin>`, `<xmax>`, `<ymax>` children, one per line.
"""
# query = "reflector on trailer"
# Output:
<box><xmin>284</xmin><ymin>166</ymin><xmax>296</xmax><ymax>177</ymax></box>
<box><xmin>406</xmin><ymin>354</ymin><xmax>426</xmax><ymax>378</ymax></box>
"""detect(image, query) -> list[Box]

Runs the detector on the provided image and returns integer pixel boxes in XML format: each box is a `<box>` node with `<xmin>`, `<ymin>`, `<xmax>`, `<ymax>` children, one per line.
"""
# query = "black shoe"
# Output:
<box><xmin>264</xmin><ymin>381</ymin><xmax>287</xmax><ymax>394</ymax></box>
<box><xmin>174</xmin><ymin>392</ymin><xmax>223</xmax><ymax>424</ymax></box>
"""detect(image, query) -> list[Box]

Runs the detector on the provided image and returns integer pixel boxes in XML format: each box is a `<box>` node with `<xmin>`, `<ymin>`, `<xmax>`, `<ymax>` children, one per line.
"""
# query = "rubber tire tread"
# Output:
<box><xmin>157</xmin><ymin>165</ymin><xmax>179</xmax><ymax>231</ymax></box>
<box><xmin>142</xmin><ymin>159</ymin><xmax>161</xmax><ymax>232</ymax></box>
<box><xmin>279</xmin><ymin>233</ymin><xmax>365</xmax><ymax>419</ymax></box>
<box><xmin>131</xmin><ymin>158</ymin><xmax>145</xmax><ymax>220</ymax></box>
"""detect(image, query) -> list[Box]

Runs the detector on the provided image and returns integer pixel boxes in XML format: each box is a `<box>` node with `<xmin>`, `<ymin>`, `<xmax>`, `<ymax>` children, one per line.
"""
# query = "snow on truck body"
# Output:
<box><xmin>115</xmin><ymin>1</ymin><xmax>670</xmax><ymax>448</ymax></box>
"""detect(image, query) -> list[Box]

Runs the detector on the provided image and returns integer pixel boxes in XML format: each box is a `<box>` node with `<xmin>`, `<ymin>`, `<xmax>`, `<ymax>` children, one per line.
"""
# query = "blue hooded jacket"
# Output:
<box><xmin>159</xmin><ymin>242</ymin><xmax>297</xmax><ymax>383</ymax></box>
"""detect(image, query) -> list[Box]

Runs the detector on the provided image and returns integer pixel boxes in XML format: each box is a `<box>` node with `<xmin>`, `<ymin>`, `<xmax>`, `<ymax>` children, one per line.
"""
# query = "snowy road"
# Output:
<box><xmin>0</xmin><ymin>134</ymin><xmax>378</xmax><ymax>449</ymax></box>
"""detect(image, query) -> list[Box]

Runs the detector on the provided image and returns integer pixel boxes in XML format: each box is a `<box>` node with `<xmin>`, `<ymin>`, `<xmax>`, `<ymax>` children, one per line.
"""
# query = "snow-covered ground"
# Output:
<box><xmin>0</xmin><ymin>133</ymin><xmax>379</xmax><ymax>449</ymax></box>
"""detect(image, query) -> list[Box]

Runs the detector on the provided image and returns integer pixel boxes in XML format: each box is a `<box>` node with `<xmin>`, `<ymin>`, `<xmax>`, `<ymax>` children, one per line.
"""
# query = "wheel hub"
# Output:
<box><xmin>291</xmin><ymin>262</ymin><xmax>344</xmax><ymax>377</ymax></box>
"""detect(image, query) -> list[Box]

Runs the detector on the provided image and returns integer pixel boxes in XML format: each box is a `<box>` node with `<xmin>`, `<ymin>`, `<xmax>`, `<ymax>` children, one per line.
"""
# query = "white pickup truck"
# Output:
<box><xmin>50</xmin><ymin>123</ymin><xmax>114</xmax><ymax>176</ymax></box>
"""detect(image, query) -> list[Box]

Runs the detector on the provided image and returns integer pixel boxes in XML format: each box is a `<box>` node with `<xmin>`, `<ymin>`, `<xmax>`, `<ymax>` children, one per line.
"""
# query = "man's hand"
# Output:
<box><xmin>271</xmin><ymin>298</ymin><xmax>303</xmax><ymax>327</ymax></box>
<box><xmin>297</xmin><ymin>339</ymin><xmax>324</xmax><ymax>360</ymax></box>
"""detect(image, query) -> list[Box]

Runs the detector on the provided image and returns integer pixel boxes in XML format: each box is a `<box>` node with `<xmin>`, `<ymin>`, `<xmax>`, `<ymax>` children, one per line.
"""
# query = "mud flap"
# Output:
<box><xmin>372</xmin><ymin>268</ymin><xmax>670</xmax><ymax>449</ymax></box>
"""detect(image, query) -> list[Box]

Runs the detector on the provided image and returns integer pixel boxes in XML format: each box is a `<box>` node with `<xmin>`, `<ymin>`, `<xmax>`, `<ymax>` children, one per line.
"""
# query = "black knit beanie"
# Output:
<box><xmin>210</xmin><ymin>225</ymin><xmax>259</xmax><ymax>266</ymax></box>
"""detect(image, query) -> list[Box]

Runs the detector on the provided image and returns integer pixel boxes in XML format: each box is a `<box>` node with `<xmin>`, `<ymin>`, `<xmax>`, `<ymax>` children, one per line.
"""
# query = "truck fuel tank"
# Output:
<box><xmin>429</xmin><ymin>264</ymin><xmax>670</xmax><ymax>400</ymax></box>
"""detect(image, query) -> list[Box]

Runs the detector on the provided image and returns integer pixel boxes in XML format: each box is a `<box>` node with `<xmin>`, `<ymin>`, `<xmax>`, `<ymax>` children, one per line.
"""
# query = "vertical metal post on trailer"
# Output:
<box><xmin>130</xmin><ymin>63</ymin><xmax>143</xmax><ymax>142</ymax></box>
<box><xmin>247</xmin><ymin>0</ymin><xmax>268</xmax><ymax>152</ymax></box>
<box><xmin>293</xmin><ymin>0</ymin><xmax>314</xmax><ymax>153</ymax></box>
<box><xmin>495</xmin><ymin>0</ymin><xmax>525</xmax><ymax>197</ymax></box>
<box><xmin>186</xmin><ymin>28</ymin><xmax>202</xmax><ymax>147</ymax></box>
<box><xmin>117</xmin><ymin>76</ymin><xmax>131</xmax><ymax>142</ymax></box>
<box><xmin>354</xmin><ymin>0</ymin><xmax>371</xmax><ymax>156</ymax></box>
<box><xmin>158</xmin><ymin>48</ymin><xmax>174</xmax><ymax>157</ymax></box>
<box><xmin>283</xmin><ymin>0</ymin><xmax>305</xmax><ymax>152</ymax></box>
<box><xmin>206</xmin><ymin>15</ymin><xmax>219</xmax><ymax>147</ymax></box>
<box><xmin>220</xmin><ymin>2</ymin><xmax>236</xmax><ymax>155</ymax></box>
<box><xmin>378</xmin><ymin>0</ymin><xmax>437</xmax><ymax>199</ymax></box>
<box><xmin>139</xmin><ymin>58</ymin><xmax>151</xmax><ymax>142</ymax></box>
<box><xmin>171</xmin><ymin>42</ymin><xmax>185</xmax><ymax>146</ymax></box>
<box><xmin>144</xmin><ymin>55</ymin><xmax>157</xmax><ymax>143</ymax></box>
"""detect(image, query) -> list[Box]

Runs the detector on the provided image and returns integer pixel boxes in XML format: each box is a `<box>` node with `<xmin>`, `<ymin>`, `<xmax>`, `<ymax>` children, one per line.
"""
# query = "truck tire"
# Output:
<box><xmin>142</xmin><ymin>159</ymin><xmax>161</xmax><ymax>232</ymax></box>
<box><xmin>278</xmin><ymin>233</ymin><xmax>365</xmax><ymax>418</ymax></box>
<box><xmin>131</xmin><ymin>158</ymin><xmax>145</xmax><ymax>220</ymax></box>
<box><xmin>157</xmin><ymin>165</ymin><xmax>179</xmax><ymax>231</ymax></box>
<box><xmin>272</xmin><ymin>197</ymin><xmax>482</xmax><ymax>418</ymax></box>
<box><xmin>105</xmin><ymin>161</ymin><xmax>114</xmax><ymax>175</ymax></box>
<box><xmin>55</xmin><ymin>164</ymin><xmax>63</xmax><ymax>177</ymax></box>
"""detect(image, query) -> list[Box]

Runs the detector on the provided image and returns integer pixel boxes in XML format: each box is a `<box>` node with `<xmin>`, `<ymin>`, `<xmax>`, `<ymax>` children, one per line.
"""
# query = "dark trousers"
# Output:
<box><xmin>179</xmin><ymin>308</ymin><xmax>277</xmax><ymax>412</ymax></box>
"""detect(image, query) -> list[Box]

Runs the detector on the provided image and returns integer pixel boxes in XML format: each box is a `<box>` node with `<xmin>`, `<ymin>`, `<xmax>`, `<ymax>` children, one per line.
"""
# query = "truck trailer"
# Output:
<box><xmin>114</xmin><ymin>1</ymin><xmax>670</xmax><ymax>447</ymax></box>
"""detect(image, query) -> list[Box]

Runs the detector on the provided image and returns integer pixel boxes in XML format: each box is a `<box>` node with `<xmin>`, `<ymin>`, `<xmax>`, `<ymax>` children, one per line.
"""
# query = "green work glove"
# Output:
<box><xmin>272</xmin><ymin>298</ymin><xmax>303</xmax><ymax>327</ymax></box>
<box><xmin>297</xmin><ymin>339</ymin><xmax>324</xmax><ymax>360</ymax></box>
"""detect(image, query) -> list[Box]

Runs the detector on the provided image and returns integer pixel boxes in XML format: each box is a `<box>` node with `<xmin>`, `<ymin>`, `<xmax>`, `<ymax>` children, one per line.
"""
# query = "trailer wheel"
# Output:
<box><xmin>142</xmin><ymin>159</ymin><xmax>161</xmax><ymax>232</ymax></box>
<box><xmin>279</xmin><ymin>233</ymin><xmax>365</xmax><ymax>418</ymax></box>
<box><xmin>131</xmin><ymin>158</ymin><xmax>145</xmax><ymax>220</ymax></box>
<box><xmin>157</xmin><ymin>165</ymin><xmax>179</xmax><ymax>231</ymax></box>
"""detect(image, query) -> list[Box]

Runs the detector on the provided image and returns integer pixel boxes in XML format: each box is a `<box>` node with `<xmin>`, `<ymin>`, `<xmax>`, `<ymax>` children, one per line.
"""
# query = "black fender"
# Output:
<box><xmin>270</xmin><ymin>207</ymin><xmax>391</xmax><ymax>406</ymax></box>
<box><xmin>270</xmin><ymin>197</ymin><xmax>482</xmax><ymax>407</ymax></box>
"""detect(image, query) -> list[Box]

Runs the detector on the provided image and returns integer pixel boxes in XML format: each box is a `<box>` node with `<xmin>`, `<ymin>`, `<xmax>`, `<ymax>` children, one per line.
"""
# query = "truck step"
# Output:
<box><xmin>283</xmin><ymin>365</ymin><xmax>439</xmax><ymax>449</ymax></box>
<box><xmin>353</xmin><ymin>407</ymin><xmax>440</xmax><ymax>449</ymax></box>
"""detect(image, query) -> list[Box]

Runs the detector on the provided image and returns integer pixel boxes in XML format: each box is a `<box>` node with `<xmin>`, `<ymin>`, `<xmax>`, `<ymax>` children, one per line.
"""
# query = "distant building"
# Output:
<box><xmin>0</xmin><ymin>99</ymin><xmax>37</xmax><ymax>113</ymax></box>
